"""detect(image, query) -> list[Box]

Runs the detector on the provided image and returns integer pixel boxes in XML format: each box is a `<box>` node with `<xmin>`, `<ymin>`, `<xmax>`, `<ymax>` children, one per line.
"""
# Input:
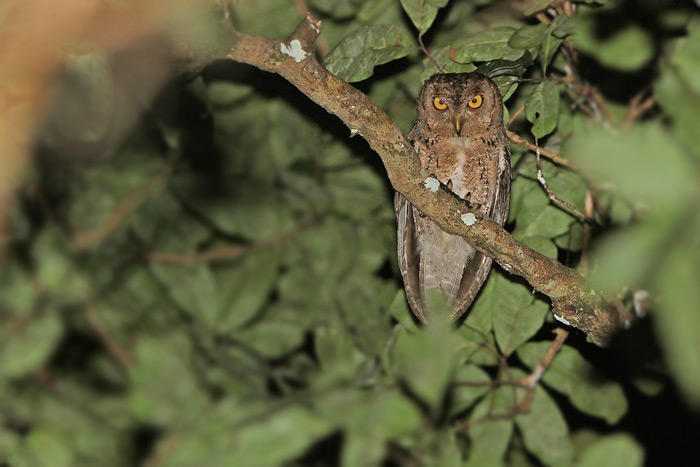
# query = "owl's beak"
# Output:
<box><xmin>453</xmin><ymin>116</ymin><xmax>462</xmax><ymax>135</ymax></box>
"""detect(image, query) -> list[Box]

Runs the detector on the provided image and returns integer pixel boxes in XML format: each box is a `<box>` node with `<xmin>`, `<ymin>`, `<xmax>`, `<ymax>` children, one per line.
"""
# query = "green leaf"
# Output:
<box><xmin>525</xmin><ymin>81</ymin><xmax>560</xmax><ymax>138</ymax></box>
<box><xmin>540</xmin><ymin>22</ymin><xmax>564</xmax><ymax>74</ymax></box>
<box><xmin>452</xmin><ymin>27</ymin><xmax>526</xmax><ymax>63</ymax></box>
<box><xmin>572</xmin><ymin>18</ymin><xmax>654</xmax><ymax>71</ymax></box>
<box><xmin>0</xmin><ymin>312</ymin><xmax>63</xmax><ymax>378</ymax></box>
<box><xmin>515</xmin><ymin>385</ymin><xmax>574</xmax><ymax>466</ymax></box>
<box><xmin>518</xmin><ymin>342</ymin><xmax>628</xmax><ymax>423</ymax></box>
<box><xmin>508</xmin><ymin>23</ymin><xmax>548</xmax><ymax>49</ymax></box>
<box><xmin>450</xmin><ymin>364</ymin><xmax>492</xmax><ymax>416</ymax></box>
<box><xmin>470</xmin><ymin>270</ymin><xmax>548</xmax><ymax>356</ymax></box>
<box><xmin>324</xmin><ymin>25</ymin><xmax>413</xmax><ymax>82</ymax></box>
<box><xmin>575</xmin><ymin>434</ymin><xmax>644</xmax><ymax>467</ymax></box>
<box><xmin>401</xmin><ymin>0</ymin><xmax>448</xmax><ymax>35</ymax></box>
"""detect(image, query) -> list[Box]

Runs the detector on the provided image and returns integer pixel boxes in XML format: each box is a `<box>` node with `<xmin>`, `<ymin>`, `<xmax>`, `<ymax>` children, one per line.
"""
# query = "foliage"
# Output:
<box><xmin>1</xmin><ymin>0</ymin><xmax>699</xmax><ymax>465</ymax></box>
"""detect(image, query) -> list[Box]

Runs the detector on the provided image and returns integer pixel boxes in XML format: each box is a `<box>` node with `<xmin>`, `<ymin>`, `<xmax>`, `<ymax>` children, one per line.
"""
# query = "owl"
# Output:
<box><xmin>395</xmin><ymin>72</ymin><xmax>512</xmax><ymax>322</ymax></box>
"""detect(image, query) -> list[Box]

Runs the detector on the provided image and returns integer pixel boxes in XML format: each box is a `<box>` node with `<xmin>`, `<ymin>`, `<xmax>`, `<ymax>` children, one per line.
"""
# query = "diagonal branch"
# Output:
<box><xmin>224</xmin><ymin>14</ymin><xmax>625</xmax><ymax>346</ymax></box>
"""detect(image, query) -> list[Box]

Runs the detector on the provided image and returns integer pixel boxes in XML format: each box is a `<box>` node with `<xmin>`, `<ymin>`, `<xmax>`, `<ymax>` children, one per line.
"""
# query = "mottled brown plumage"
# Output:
<box><xmin>396</xmin><ymin>72</ymin><xmax>512</xmax><ymax>321</ymax></box>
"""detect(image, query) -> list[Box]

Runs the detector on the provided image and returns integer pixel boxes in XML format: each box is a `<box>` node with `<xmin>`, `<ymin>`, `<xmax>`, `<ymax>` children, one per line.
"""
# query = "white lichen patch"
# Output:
<box><xmin>280</xmin><ymin>40</ymin><xmax>308</xmax><ymax>62</ymax></box>
<box><xmin>553</xmin><ymin>314</ymin><xmax>571</xmax><ymax>326</ymax></box>
<box><xmin>424</xmin><ymin>177</ymin><xmax>440</xmax><ymax>193</ymax></box>
<box><xmin>633</xmin><ymin>289</ymin><xmax>650</xmax><ymax>317</ymax></box>
<box><xmin>537</xmin><ymin>169</ymin><xmax>546</xmax><ymax>186</ymax></box>
<box><xmin>461</xmin><ymin>212</ymin><xmax>476</xmax><ymax>226</ymax></box>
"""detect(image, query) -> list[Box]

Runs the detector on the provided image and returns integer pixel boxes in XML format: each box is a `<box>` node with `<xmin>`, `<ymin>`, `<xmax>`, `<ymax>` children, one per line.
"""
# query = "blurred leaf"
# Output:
<box><xmin>572</xmin><ymin>18</ymin><xmax>654</xmax><ymax>71</ymax></box>
<box><xmin>518</xmin><ymin>342</ymin><xmax>628</xmax><ymax>423</ymax></box>
<box><xmin>233</xmin><ymin>306</ymin><xmax>307</xmax><ymax>359</ymax></box>
<box><xmin>388</xmin><ymin>289</ymin><xmax>419</xmax><ymax>332</ymax></box>
<box><xmin>0</xmin><ymin>311</ymin><xmax>63</xmax><ymax>379</ymax></box>
<box><xmin>524</xmin><ymin>0</ymin><xmax>554</xmax><ymax>16</ymax></box>
<box><xmin>567</xmin><ymin>122</ymin><xmax>694</xmax><ymax>209</ymax></box>
<box><xmin>24</xmin><ymin>429</ymin><xmax>73</xmax><ymax>467</ymax></box>
<box><xmin>324</xmin><ymin>25</ymin><xmax>413</xmax><ymax>82</ymax></box>
<box><xmin>216</xmin><ymin>248</ymin><xmax>279</xmax><ymax>332</ymax></box>
<box><xmin>309</xmin><ymin>0</ymin><xmax>362</xmax><ymax>20</ymax></box>
<box><xmin>575</xmin><ymin>433</ymin><xmax>644</xmax><ymax>467</ymax></box>
<box><xmin>401</xmin><ymin>0</ymin><xmax>448</xmax><ymax>35</ymax></box>
<box><xmin>654</xmin><ymin>225</ymin><xmax>700</xmax><ymax>408</ymax></box>
<box><xmin>450</xmin><ymin>364</ymin><xmax>491</xmax><ymax>417</ymax></box>
<box><xmin>525</xmin><ymin>81</ymin><xmax>559</xmax><ymax>138</ymax></box>
<box><xmin>130</xmin><ymin>335</ymin><xmax>209</xmax><ymax>425</ymax></box>
<box><xmin>452</xmin><ymin>27</ymin><xmax>526</xmax><ymax>63</ymax></box>
<box><xmin>342</xmin><ymin>433</ymin><xmax>386</xmax><ymax>466</ymax></box>
<box><xmin>464</xmin><ymin>385</ymin><xmax>513</xmax><ymax>466</ymax></box>
<box><xmin>391</xmin><ymin>312</ymin><xmax>459</xmax><ymax>407</ymax></box>
<box><xmin>655</xmin><ymin>63</ymin><xmax>700</xmax><ymax>160</ymax></box>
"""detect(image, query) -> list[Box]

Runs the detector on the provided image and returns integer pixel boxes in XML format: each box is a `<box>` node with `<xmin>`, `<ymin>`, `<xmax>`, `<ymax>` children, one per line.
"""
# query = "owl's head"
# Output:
<box><xmin>417</xmin><ymin>72</ymin><xmax>504</xmax><ymax>137</ymax></box>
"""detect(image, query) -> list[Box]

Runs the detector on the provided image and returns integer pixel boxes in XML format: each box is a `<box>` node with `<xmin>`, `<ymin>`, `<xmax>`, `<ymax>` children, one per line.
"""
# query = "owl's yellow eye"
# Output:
<box><xmin>468</xmin><ymin>95</ymin><xmax>483</xmax><ymax>109</ymax></box>
<box><xmin>433</xmin><ymin>97</ymin><xmax>448</xmax><ymax>110</ymax></box>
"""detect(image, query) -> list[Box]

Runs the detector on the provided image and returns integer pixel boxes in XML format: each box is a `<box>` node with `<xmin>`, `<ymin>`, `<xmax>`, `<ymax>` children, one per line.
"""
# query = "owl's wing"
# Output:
<box><xmin>395</xmin><ymin>191</ymin><xmax>427</xmax><ymax>321</ymax></box>
<box><xmin>450</xmin><ymin>145</ymin><xmax>512</xmax><ymax>319</ymax></box>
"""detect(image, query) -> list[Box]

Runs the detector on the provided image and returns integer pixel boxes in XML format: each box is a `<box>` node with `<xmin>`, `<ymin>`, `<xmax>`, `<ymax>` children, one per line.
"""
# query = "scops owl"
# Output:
<box><xmin>395</xmin><ymin>72</ymin><xmax>512</xmax><ymax>322</ymax></box>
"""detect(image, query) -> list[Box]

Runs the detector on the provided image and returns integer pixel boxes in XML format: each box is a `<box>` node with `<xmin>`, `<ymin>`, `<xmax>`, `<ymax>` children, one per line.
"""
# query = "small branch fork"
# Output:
<box><xmin>533</xmin><ymin>138</ymin><xmax>591</xmax><ymax>222</ymax></box>
<box><xmin>223</xmin><ymin>13</ymin><xmax>626</xmax><ymax>346</ymax></box>
<box><xmin>454</xmin><ymin>329</ymin><xmax>569</xmax><ymax>429</ymax></box>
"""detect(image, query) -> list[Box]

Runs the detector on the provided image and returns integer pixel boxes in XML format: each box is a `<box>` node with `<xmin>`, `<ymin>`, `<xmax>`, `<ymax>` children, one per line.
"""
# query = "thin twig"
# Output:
<box><xmin>506</xmin><ymin>130</ymin><xmax>576</xmax><ymax>169</ymax></box>
<box><xmin>534</xmin><ymin>138</ymin><xmax>591</xmax><ymax>221</ymax></box>
<box><xmin>84</xmin><ymin>303</ymin><xmax>134</xmax><ymax>371</ymax></box>
<box><xmin>579</xmin><ymin>190</ymin><xmax>594</xmax><ymax>276</ymax></box>
<box><xmin>516</xmin><ymin>328</ymin><xmax>568</xmax><ymax>412</ymax></box>
<box><xmin>71</xmin><ymin>167</ymin><xmax>172</xmax><ymax>250</ymax></box>
<box><xmin>418</xmin><ymin>34</ymin><xmax>446</xmax><ymax>73</ymax></box>
<box><xmin>145</xmin><ymin>221</ymin><xmax>318</xmax><ymax>264</ymax></box>
<box><xmin>507</xmin><ymin>105</ymin><xmax>525</xmax><ymax>128</ymax></box>
<box><xmin>291</xmin><ymin>0</ymin><xmax>331</xmax><ymax>56</ymax></box>
<box><xmin>623</xmin><ymin>85</ymin><xmax>655</xmax><ymax>128</ymax></box>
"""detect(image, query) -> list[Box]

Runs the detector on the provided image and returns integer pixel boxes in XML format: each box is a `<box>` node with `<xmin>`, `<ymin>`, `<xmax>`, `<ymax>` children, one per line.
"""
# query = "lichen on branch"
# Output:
<box><xmin>225</xmin><ymin>13</ymin><xmax>626</xmax><ymax>346</ymax></box>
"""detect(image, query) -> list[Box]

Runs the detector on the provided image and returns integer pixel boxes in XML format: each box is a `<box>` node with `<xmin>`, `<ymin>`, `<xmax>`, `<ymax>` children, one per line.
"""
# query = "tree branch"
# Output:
<box><xmin>224</xmin><ymin>14</ymin><xmax>625</xmax><ymax>346</ymax></box>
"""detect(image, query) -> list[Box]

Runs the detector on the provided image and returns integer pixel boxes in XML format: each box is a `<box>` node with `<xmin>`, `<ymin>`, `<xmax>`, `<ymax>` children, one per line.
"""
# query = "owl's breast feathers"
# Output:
<box><xmin>396</xmin><ymin>124</ymin><xmax>511</xmax><ymax>321</ymax></box>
